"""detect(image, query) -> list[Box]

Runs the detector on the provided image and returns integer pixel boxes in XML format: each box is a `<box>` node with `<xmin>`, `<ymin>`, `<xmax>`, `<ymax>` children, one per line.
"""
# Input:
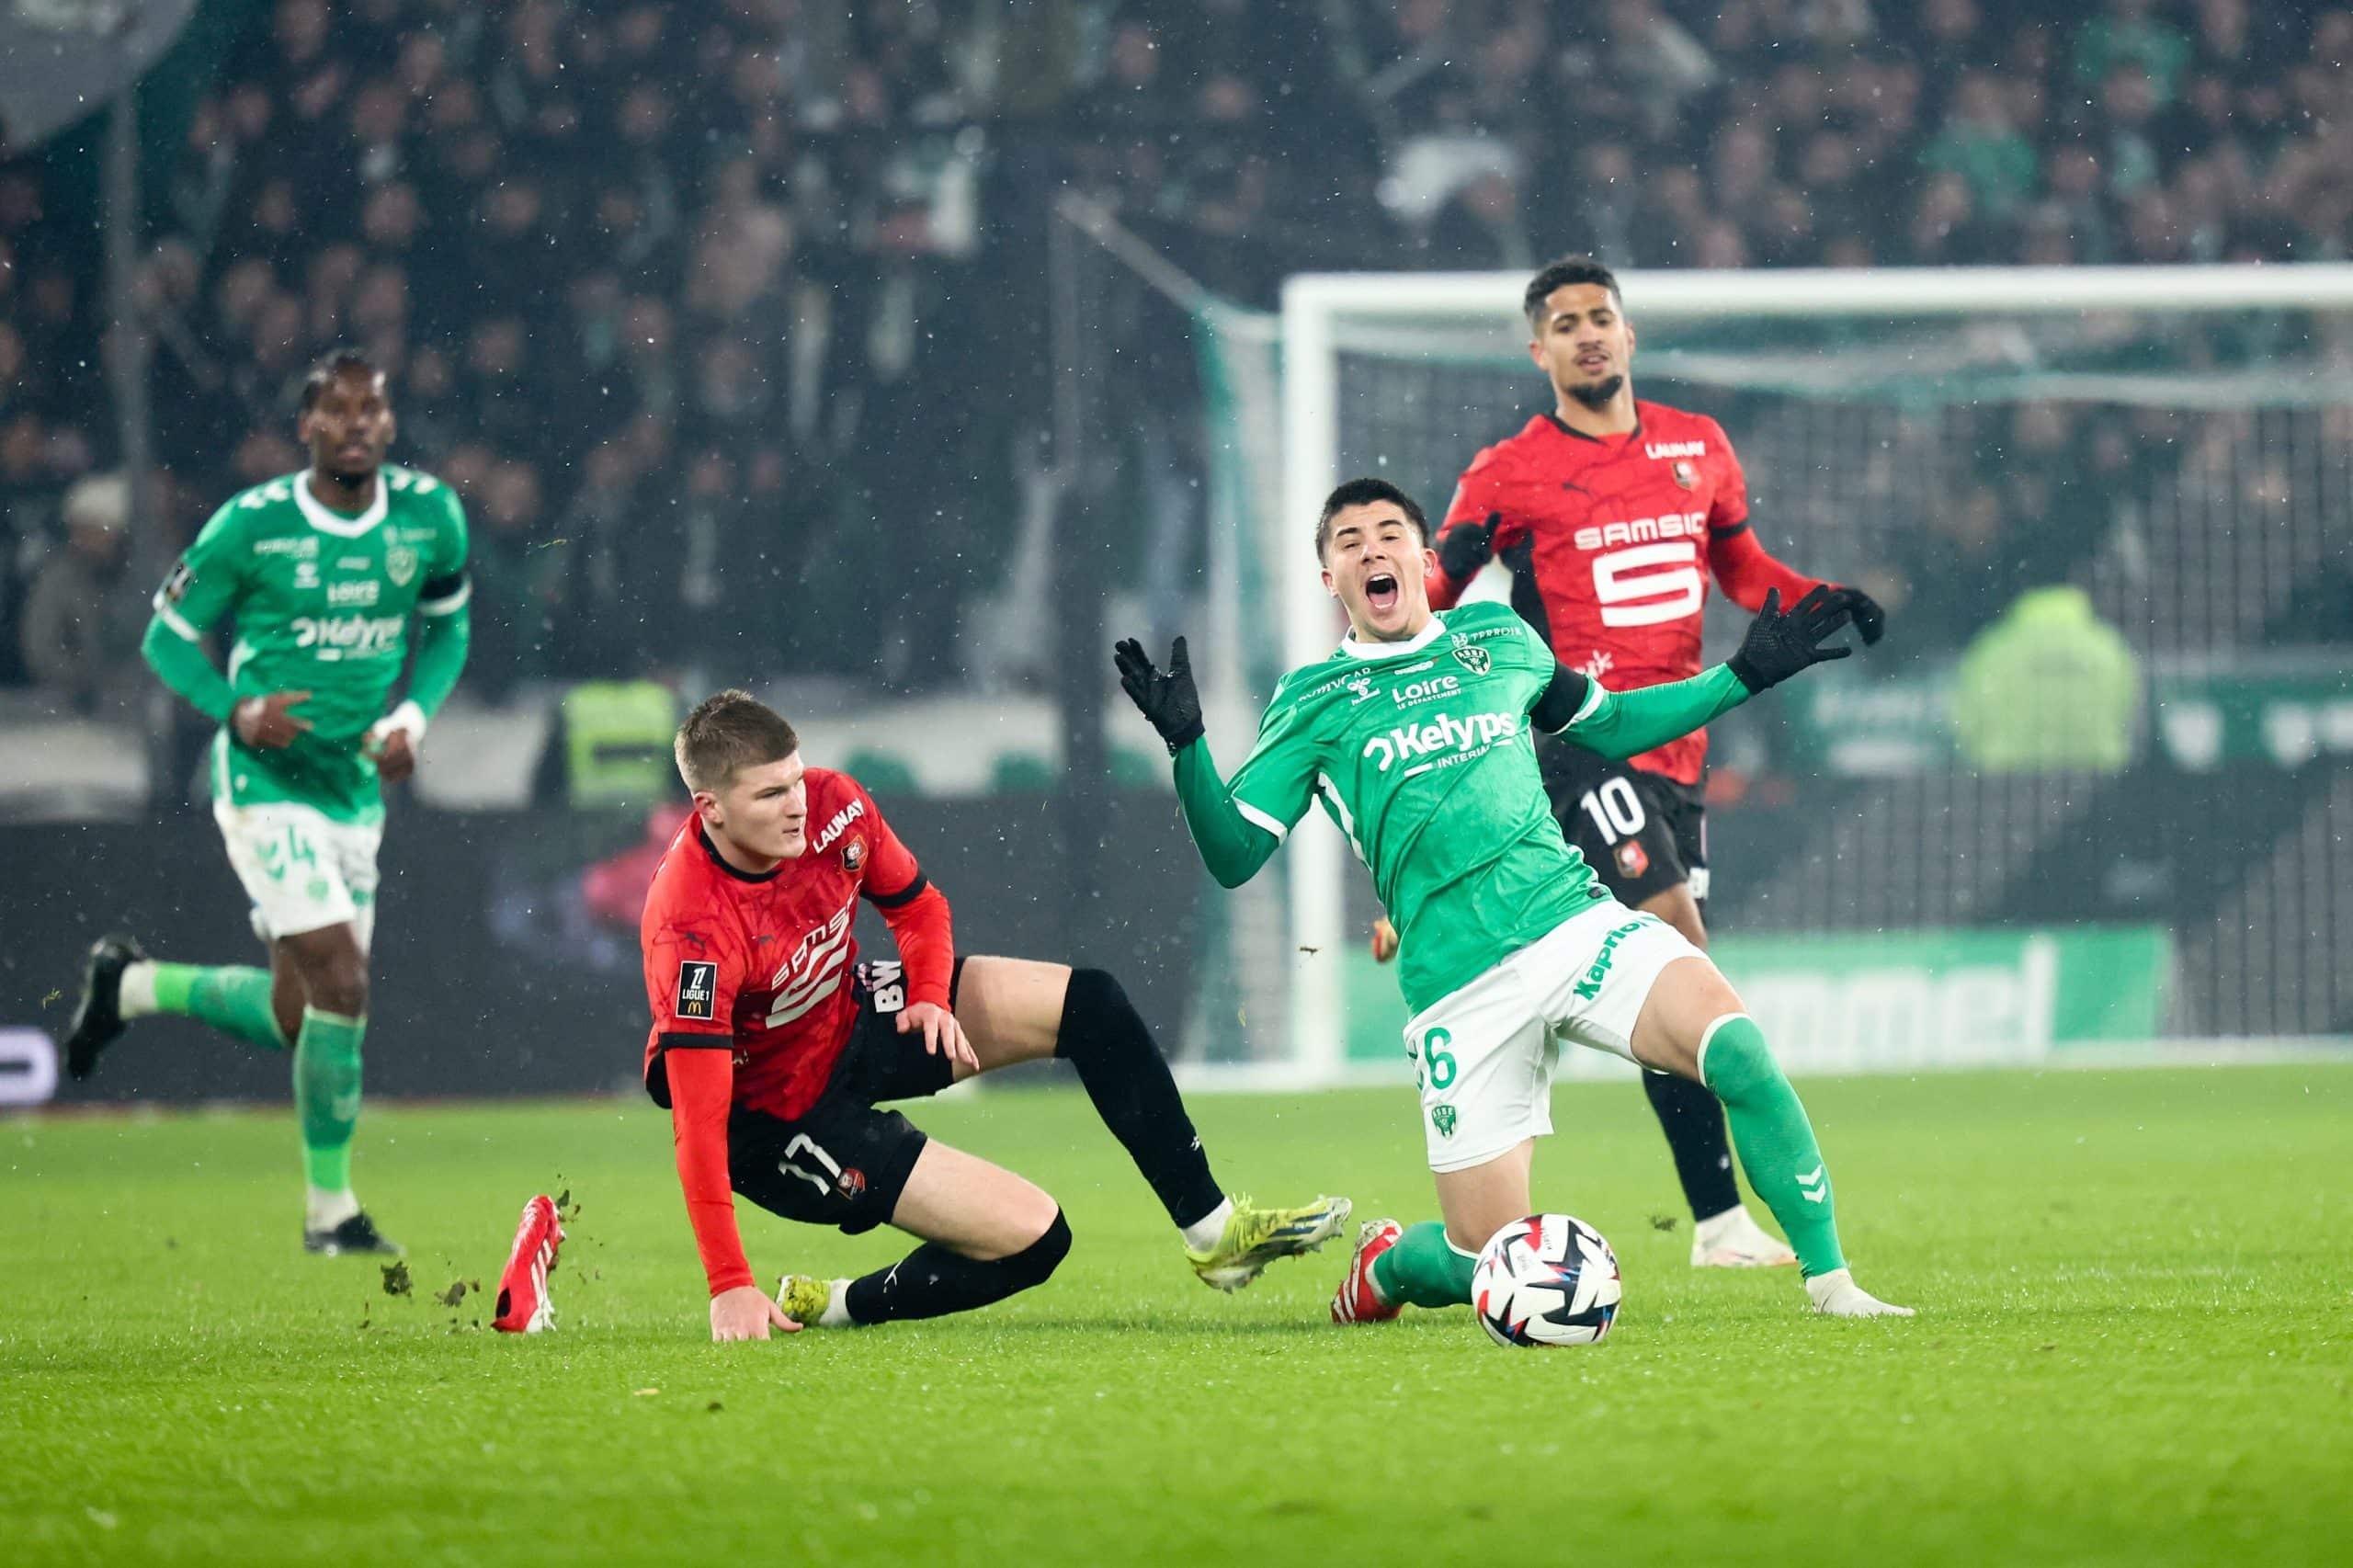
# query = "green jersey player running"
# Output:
<box><xmin>62</xmin><ymin>349</ymin><xmax>471</xmax><ymax>1256</ymax></box>
<box><xmin>1115</xmin><ymin>477</ymin><xmax>1910</xmax><ymax>1320</ymax></box>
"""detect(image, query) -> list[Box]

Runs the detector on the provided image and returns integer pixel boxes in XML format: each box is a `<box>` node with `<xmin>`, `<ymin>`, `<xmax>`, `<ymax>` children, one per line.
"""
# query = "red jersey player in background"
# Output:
<box><xmin>1402</xmin><ymin>256</ymin><xmax>1885</xmax><ymax>1269</ymax></box>
<box><xmin>642</xmin><ymin>690</ymin><xmax>1348</xmax><ymax>1342</ymax></box>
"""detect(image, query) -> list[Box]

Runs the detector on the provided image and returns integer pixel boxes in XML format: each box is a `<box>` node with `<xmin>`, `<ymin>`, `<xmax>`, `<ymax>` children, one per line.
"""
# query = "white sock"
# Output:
<box><xmin>820</xmin><ymin>1281</ymin><xmax>856</xmax><ymax>1328</ymax></box>
<box><xmin>1180</xmin><ymin>1197</ymin><xmax>1234</xmax><ymax>1254</ymax></box>
<box><xmin>118</xmin><ymin>960</ymin><xmax>158</xmax><ymax>1017</ymax></box>
<box><xmin>307</xmin><ymin>1186</ymin><xmax>359</xmax><ymax>1231</ymax></box>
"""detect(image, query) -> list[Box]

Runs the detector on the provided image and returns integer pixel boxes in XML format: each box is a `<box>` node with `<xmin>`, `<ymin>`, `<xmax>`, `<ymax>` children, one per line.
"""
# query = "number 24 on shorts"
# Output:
<box><xmin>1413</xmin><ymin>1026</ymin><xmax>1458</xmax><ymax>1092</ymax></box>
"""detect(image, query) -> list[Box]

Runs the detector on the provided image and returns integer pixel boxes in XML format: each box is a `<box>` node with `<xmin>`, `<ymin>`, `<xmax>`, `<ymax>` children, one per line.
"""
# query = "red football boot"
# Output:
<box><xmin>1330</xmin><ymin>1218</ymin><xmax>1404</xmax><ymax>1324</ymax></box>
<box><xmin>492</xmin><ymin>1195</ymin><xmax>565</xmax><ymax>1334</ymax></box>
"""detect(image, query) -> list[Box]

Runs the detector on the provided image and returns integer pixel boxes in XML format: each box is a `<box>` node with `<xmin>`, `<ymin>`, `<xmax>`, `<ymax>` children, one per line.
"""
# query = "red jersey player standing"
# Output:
<box><xmin>1415</xmin><ymin>256</ymin><xmax>1886</xmax><ymax>1268</ymax></box>
<box><xmin>635</xmin><ymin>690</ymin><xmax>1348</xmax><ymax>1342</ymax></box>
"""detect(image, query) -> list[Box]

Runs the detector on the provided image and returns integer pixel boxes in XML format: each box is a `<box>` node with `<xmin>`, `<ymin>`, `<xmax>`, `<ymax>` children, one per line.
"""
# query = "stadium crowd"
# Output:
<box><xmin>4</xmin><ymin>0</ymin><xmax>2349</xmax><ymax>710</ymax></box>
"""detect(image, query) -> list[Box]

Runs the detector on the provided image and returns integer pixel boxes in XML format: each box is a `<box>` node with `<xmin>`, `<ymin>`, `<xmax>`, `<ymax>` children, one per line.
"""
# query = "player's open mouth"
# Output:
<box><xmin>1365</xmin><ymin>572</ymin><xmax>1400</xmax><ymax>613</ymax></box>
<box><xmin>1576</xmin><ymin>353</ymin><xmax>1609</xmax><ymax>372</ymax></box>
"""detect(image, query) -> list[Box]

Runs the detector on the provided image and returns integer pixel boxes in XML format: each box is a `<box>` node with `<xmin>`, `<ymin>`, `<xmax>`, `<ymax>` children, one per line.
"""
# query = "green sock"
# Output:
<box><xmin>150</xmin><ymin>963</ymin><xmax>287</xmax><ymax>1051</ymax></box>
<box><xmin>293</xmin><ymin>1006</ymin><xmax>366</xmax><ymax>1192</ymax></box>
<box><xmin>1699</xmin><ymin>1014</ymin><xmax>1847</xmax><ymax>1278</ymax></box>
<box><xmin>1370</xmin><ymin>1221</ymin><xmax>1477</xmax><ymax>1309</ymax></box>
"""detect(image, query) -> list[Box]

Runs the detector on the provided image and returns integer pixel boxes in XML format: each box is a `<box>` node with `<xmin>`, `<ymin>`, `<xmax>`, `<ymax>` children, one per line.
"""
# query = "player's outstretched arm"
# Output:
<box><xmin>1534</xmin><ymin>659</ymin><xmax>1748</xmax><ymax>761</ymax></box>
<box><xmin>1537</xmin><ymin>585</ymin><xmax>1857</xmax><ymax>760</ymax></box>
<box><xmin>1711</xmin><ymin>525</ymin><xmax>1887</xmax><ymax>645</ymax></box>
<box><xmin>1114</xmin><ymin>636</ymin><xmax>1281</xmax><ymax>889</ymax></box>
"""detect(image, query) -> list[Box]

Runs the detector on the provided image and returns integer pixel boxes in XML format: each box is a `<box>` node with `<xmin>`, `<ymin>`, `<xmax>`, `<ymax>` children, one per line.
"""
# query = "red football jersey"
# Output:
<box><xmin>639</xmin><ymin>768</ymin><xmax>927</xmax><ymax>1121</ymax></box>
<box><xmin>1434</xmin><ymin>401</ymin><xmax>1821</xmax><ymax>785</ymax></box>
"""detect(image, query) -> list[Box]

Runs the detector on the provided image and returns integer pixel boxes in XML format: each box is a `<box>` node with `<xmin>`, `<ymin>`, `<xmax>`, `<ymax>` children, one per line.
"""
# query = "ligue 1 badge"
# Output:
<box><xmin>1672</xmin><ymin>460</ymin><xmax>1699</xmax><ymax>491</ymax></box>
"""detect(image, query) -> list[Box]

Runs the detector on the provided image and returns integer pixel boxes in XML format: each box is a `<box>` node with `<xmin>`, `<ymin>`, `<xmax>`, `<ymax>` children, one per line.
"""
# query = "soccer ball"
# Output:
<box><xmin>1471</xmin><ymin>1213</ymin><xmax>1621</xmax><ymax>1347</ymax></box>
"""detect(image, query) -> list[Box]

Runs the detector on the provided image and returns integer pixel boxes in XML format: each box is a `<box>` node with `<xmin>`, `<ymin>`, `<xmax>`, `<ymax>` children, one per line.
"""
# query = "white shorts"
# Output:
<box><xmin>1406</xmin><ymin>899</ymin><xmax>1704</xmax><ymax>1173</ymax></box>
<box><xmin>213</xmin><ymin>801</ymin><xmax>382</xmax><ymax>950</ymax></box>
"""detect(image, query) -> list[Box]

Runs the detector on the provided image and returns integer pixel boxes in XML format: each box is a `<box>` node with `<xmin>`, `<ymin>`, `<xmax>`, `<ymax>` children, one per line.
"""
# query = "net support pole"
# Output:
<box><xmin>1279</xmin><ymin>277</ymin><xmax>1347</xmax><ymax>1078</ymax></box>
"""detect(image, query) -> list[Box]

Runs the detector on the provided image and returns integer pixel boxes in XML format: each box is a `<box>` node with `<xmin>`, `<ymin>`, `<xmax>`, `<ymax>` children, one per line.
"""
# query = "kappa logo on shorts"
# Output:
<box><xmin>675</xmin><ymin>960</ymin><xmax>719</xmax><ymax>1020</ymax></box>
<box><xmin>1573</xmin><ymin>919</ymin><xmax>1651</xmax><ymax>1002</ymax></box>
<box><xmin>1430</xmin><ymin>1104</ymin><xmax>1457</xmax><ymax>1139</ymax></box>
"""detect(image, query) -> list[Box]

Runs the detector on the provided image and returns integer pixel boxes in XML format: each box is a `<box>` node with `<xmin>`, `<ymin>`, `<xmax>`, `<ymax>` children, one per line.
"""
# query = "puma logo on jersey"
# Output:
<box><xmin>1645</xmin><ymin>440</ymin><xmax>1706</xmax><ymax>459</ymax></box>
<box><xmin>811</xmin><ymin>798</ymin><xmax>866</xmax><ymax>855</ymax></box>
<box><xmin>1362</xmin><ymin>710</ymin><xmax>1520</xmax><ymax>772</ymax></box>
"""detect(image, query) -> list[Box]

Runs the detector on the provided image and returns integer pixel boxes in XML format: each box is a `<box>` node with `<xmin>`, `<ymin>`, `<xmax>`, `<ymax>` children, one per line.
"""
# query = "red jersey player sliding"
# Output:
<box><xmin>640</xmin><ymin>690</ymin><xmax>1349</xmax><ymax>1342</ymax></box>
<box><xmin>1393</xmin><ymin>256</ymin><xmax>1887</xmax><ymax>1270</ymax></box>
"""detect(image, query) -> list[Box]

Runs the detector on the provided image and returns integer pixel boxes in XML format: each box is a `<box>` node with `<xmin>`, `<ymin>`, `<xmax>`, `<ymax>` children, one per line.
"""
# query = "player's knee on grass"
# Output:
<box><xmin>979</xmin><ymin>1180</ymin><xmax>1064</xmax><ymax>1263</ymax></box>
<box><xmin>1001</xmin><ymin>1208</ymin><xmax>1073</xmax><ymax>1292</ymax></box>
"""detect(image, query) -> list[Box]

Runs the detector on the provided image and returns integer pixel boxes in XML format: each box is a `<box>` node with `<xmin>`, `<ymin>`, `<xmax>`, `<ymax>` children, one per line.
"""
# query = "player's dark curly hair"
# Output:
<box><xmin>676</xmin><ymin>689</ymin><xmax>801</xmax><ymax>792</ymax></box>
<box><xmin>300</xmin><ymin>347</ymin><xmax>382</xmax><ymax>412</ymax></box>
<box><xmin>1314</xmin><ymin>477</ymin><xmax>1429</xmax><ymax>561</ymax></box>
<box><xmin>1523</xmin><ymin>256</ymin><xmax>1623</xmax><ymax>330</ymax></box>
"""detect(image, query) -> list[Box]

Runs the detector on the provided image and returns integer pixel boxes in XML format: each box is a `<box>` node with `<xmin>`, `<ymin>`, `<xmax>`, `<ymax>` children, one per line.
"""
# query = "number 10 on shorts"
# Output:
<box><xmin>1412</xmin><ymin>1026</ymin><xmax>1457</xmax><ymax>1093</ymax></box>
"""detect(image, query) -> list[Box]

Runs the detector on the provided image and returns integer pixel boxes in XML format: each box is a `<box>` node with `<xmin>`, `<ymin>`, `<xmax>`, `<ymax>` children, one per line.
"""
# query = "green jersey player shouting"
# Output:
<box><xmin>63</xmin><ymin>349</ymin><xmax>470</xmax><ymax>1256</ymax></box>
<box><xmin>1116</xmin><ymin>477</ymin><xmax>1909</xmax><ymax>1320</ymax></box>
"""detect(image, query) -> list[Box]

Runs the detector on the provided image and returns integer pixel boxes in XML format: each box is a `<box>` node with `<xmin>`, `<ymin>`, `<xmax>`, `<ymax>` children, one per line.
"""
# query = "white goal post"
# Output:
<box><xmin>1275</xmin><ymin>263</ymin><xmax>2353</xmax><ymax>1079</ymax></box>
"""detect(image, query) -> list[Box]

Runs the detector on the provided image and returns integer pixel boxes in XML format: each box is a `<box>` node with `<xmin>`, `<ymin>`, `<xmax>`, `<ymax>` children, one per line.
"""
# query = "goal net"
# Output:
<box><xmin>1184</xmin><ymin>265</ymin><xmax>2353</xmax><ymax>1085</ymax></box>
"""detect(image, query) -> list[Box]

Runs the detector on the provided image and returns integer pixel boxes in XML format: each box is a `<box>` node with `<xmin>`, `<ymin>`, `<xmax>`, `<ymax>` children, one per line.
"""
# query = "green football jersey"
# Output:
<box><xmin>1228</xmin><ymin>600</ymin><xmax>1610</xmax><ymax>1014</ymax></box>
<box><xmin>154</xmin><ymin>466</ymin><xmax>469</xmax><ymax>824</ymax></box>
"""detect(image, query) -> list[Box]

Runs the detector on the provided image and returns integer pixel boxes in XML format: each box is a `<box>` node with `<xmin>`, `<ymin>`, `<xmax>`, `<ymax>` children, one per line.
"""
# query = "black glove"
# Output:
<box><xmin>1438</xmin><ymin>512</ymin><xmax>1500</xmax><ymax>580</ymax></box>
<box><xmin>1839</xmin><ymin>585</ymin><xmax>1888</xmax><ymax>646</ymax></box>
<box><xmin>1114</xmin><ymin>635</ymin><xmax>1206</xmax><ymax>754</ymax></box>
<box><xmin>1726</xmin><ymin>585</ymin><xmax>1855</xmax><ymax>693</ymax></box>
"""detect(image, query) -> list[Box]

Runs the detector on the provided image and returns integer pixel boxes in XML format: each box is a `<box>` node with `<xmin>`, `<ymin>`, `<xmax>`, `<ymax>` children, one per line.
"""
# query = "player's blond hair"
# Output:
<box><xmin>675</xmin><ymin>689</ymin><xmax>800</xmax><ymax>793</ymax></box>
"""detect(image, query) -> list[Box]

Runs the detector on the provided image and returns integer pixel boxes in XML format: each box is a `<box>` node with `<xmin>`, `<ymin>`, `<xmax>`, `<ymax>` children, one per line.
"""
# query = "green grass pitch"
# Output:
<box><xmin>6</xmin><ymin>1064</ymin><xmax>2348</xmax><ymax>1566</ymax></box>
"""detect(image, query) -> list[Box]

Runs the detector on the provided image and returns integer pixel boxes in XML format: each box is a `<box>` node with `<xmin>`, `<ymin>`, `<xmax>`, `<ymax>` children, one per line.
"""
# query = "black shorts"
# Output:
<box><xmin>1537</xmin><ymin>737</ymin><xmax>1708</xmax><ymax>909</ymax></box>
<box><xmin>727</xmin><ymin>958</ymin><xmax>965</xmax><ymax>1235</ymax></box>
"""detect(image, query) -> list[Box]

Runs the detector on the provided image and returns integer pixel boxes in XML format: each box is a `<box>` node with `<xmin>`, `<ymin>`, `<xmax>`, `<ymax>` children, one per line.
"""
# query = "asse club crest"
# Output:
<box><xmin>1430</xmin><ymin>1104</ymin><xmax>1457</xmax><ymax>1139</ymax></box>
<box><xmin>1451</xmin><ymin>643</ymin><xmax>1491</xmax><ymax>676</ymax></box>
<box><xmin>385</xmin><ymin>545</ymin><xmax>419</xmax><ymax>586</ymax></box>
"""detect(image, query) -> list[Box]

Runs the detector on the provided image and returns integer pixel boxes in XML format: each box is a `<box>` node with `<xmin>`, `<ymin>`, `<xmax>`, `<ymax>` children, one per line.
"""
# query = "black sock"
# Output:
<box><xmin>1643</xmin><ymin>1066</ymin><xmax>1742</xmax><ymax>1221</ymax></box>
<box><xmin>844</xmin><ymin>1211</ymin><xmax>1071</xmax><ymax>1324</ymax></box>
<box><xmin>1055</xmin><ymin>968</ymin><xmax>1225</xmax><ymax>1231</ymax></box>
